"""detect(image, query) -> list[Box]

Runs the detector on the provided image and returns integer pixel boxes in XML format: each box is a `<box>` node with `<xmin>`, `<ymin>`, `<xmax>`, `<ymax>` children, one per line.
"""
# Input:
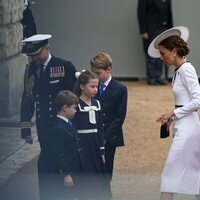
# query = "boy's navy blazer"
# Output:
<box><xmin>52</xmin><ymin>117</ymin><xmax>81</xmax><ymax>175</ymax></box>
<box><xmin>95</xmin><ymin>78</ymin><xmax>127</xmax><ymax>147</ymax></box>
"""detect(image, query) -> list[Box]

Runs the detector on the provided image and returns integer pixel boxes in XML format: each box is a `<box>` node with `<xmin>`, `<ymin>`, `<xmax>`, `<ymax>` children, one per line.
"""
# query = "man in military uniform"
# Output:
<box><xmin>20</xmin><ymin>34</ymin><xmax>77</xmax><ymax>200</ymax></box>
<box><xmin>137</xmin><ymin>0</ymin><xmax>173</xmax><ymax>85</ymax></box>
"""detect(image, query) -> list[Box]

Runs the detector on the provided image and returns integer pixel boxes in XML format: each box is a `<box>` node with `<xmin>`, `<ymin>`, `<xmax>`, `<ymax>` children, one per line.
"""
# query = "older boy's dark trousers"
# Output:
<box><xmin>105</xmin><ymin>142</ymin><xmax>116</xmax><ymax>182</ymax></box>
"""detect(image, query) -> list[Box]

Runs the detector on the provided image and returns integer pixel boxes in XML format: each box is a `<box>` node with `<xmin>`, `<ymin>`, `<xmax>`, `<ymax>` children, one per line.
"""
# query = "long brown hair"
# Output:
<box><xmin>159</xmin><ymin>35</ymin><xmax>189</xmax><ymax>57</ymax></box>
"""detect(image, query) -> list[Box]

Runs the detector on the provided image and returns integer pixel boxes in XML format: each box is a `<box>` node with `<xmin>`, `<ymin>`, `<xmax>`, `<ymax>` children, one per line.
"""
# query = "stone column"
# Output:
<box><xmin>0</xmin><ymin>0</ymin><xmax>28</xmax><ymax>117</ymax></box>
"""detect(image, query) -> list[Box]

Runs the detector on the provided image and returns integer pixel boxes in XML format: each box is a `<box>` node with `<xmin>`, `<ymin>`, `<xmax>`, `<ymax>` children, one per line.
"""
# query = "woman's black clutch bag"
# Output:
<box><xmin>160</xmin><ymin>124</ymin><xmax>169</xmax><ymax>138</ymax></box>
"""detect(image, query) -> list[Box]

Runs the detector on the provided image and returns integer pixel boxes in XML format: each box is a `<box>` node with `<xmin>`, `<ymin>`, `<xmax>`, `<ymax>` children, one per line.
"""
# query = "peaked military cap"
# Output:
<box><xmin>21</xmin><ymin>34</ymin><xmax>52</xmax><ymax>56</ymax></box>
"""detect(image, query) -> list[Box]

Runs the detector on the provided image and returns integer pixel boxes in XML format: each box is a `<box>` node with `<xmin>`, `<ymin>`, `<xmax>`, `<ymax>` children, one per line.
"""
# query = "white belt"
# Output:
<box><xmin>77</xmin><ymin>129</ymin><xmax>98</xmax><ymax>134</ymax></box>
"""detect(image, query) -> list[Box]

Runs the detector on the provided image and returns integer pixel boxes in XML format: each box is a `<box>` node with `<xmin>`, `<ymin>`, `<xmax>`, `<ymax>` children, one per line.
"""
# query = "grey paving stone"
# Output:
<box><xmin>0</xmin><ymin>125</ymin><xmax>39</xmax><ymax>186</ymax></box>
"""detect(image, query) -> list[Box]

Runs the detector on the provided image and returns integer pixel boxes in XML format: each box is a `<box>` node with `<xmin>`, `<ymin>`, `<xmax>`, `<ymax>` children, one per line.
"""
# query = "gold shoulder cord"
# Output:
<box><xmin>23</xmin><ymin>64</ymin><xmax>34</xmax><ymax>103</ymax></box>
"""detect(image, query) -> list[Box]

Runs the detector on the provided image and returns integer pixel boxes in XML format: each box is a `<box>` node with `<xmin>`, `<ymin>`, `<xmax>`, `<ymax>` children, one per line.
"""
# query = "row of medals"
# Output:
<box><xmin>49</xmin><ymin>66</ymin><xmax>65</xmax><ymax>78</ymax></box>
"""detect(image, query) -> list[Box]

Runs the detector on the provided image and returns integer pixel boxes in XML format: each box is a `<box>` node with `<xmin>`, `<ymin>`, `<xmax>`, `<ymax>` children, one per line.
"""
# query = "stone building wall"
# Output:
<box><xmin>0</xmin><ymin>0</ymin><xmax>28</xmax><ymax>117</ymax></box>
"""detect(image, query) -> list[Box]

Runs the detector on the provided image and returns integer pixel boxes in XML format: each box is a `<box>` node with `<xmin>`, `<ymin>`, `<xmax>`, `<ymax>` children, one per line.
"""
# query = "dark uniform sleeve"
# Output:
<box><xmin>137</xmin><ymin>0</ymin><xmax>148</xmax><ymax>34</ymax></box>
<box><xmin>167</xmin><ymin>0</ymin><xmax>173</xmax><ymax>28</ymax></box>
<box><xmin>20</xmin><ymin>65</ymin><xmax>35</xmax><ymax>139</ymax></box>
<box><xmin>64</xmin><ymin>61</ymin><xmax>77</xmax><ymax>92</ymax></box>
<box><xmin>22</xmin><ymin>7</ymin><xmax>37</xmax><ymax>39</ymax></box>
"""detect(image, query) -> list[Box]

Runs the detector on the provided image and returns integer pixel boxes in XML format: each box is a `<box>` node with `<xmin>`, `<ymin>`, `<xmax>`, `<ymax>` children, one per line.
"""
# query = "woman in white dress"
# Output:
<box><xmin>148</xmin><ymin>26</ymin><xmax>200</xmax><ymax>200</ymax></box>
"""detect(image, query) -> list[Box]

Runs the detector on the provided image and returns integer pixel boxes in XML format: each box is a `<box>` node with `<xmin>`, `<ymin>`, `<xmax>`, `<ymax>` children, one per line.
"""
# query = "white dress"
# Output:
<box><xmin>160</xmin><ymin>62</ymin><xmax>200</xmax><ymax>194</ymax></box>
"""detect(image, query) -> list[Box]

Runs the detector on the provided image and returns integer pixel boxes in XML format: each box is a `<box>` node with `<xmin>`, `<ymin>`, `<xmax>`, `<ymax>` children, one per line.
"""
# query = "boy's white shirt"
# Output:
<box><xmin>57</xmin><ymin>114</ymin><xmax>70</xmax><ymax>123</ymax></box>
<box><xmin>103</xmin><ymin>75</ymin><xmax>112</xmax><ymax>86</ymax></box>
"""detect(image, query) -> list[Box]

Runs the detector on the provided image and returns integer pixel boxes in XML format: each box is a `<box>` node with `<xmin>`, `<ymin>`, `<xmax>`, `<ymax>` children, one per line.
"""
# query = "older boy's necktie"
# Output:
<box><xmin>68</xmin><ymin>120</ymin><xmax>72</xmax><ymax>127</ymax></box>
<box><xmin>99</xmin><ymin>83</ymin><xmax>106</xmax><ymax>95</ymax></box>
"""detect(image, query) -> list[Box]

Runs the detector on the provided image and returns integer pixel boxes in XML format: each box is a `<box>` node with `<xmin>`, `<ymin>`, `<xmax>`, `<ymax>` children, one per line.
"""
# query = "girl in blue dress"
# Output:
<box><xmin>73</xmin><ymin>70</ymin><xmax>111</xmax><ymax>200</ymax></box>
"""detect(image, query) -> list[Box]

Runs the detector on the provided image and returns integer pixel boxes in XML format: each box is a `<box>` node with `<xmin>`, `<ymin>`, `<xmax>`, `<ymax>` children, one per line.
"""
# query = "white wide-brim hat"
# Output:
<box><xmin>148</xmin><ymin>26</ymin><xmax>190</xmax><ymax>58</ymax></box>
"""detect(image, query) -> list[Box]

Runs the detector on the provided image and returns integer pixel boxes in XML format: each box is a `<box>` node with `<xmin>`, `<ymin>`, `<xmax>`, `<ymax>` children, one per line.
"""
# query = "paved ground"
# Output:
<box><xmin>0</xmin><ymin>115</ymin><xmax>39</xmax><ymax>187</ymax></box>
<box><xmin>0</xmin><ymin>82</ymin><xmax>196</xmax><ymax>200</ymax></box>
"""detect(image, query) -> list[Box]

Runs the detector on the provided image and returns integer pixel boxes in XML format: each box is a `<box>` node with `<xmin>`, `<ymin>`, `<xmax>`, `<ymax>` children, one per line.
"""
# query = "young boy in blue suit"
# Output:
<box><xmin>90</xmin><ymin>52</ymin><xmax>128</xmax><ymax>196</ymax></box>
<box><xmin>51</xmin><ymin>90</ymin><xmax>82</xmax><ymax>200</ymax></box>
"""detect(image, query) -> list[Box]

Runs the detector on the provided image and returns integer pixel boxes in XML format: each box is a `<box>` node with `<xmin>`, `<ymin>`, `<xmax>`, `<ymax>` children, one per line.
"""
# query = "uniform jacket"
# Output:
<box><xmin>95</xmin><ymin>78</ymin><xmax>127</xmax><ymax>147</ymax></box>
<box><xmin>22</xmin><ymin>6</ymin><xmax>37</xmax><ymax>39</ymax></box>
<box><xmin>20</xmin><ymin>55</ymin><xmax>77</xmax><ymax>141</ymax></box>
<box><xmin>137</xmin><ymin>0</ymin><xmax>173</xmax><ymax>51</ymax></box>
<box><xmin>51</xmin><ymin>117</ymin><xmax>82</xmax><ymax>175</ymax></box>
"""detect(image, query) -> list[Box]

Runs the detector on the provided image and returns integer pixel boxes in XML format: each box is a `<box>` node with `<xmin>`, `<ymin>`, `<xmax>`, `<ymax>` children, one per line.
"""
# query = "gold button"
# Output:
<box><xmin>49</xmin><ymin>107</ymin><xmax>52</xmax><ymax>111</ymax></box>
<box><xmin>49</xmin><ymin>95</ymin><xmax>52</xmax><ymax>98</ymax></box>
<box><xmin>50</xmin><ymin>115</ymin><xmax>53</xmax><ymax>118</ymax></box>
<box><xmin>103</xmin><ymin>123</ymin><xmax>105</xmax><ymax>127</ymax></box>
<box><xmin>49</xmin><ymin>102</ymin><xmax>52</xmax><ymax>105</ymax></box>
<box><xmin>103</xmin><ymin>113</ymin><xmax>106</xmax><ymax>116</ymax></box>
<box><xmin>36</xmin><ymin>94</ymin><xmax>39</xmax><ymax>98</ymax></box>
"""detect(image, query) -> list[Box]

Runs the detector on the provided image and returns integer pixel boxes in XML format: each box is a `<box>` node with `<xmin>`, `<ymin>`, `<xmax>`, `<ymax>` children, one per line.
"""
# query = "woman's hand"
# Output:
<box><xmin>157</xmin><ymin>111</ymin><xmax>174</xmax><ymax>132</ymax></box>
<box><xmin>156</xmin><ymin>111</ymin><xmax>175</xmax><ymax>124</ymax></box>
